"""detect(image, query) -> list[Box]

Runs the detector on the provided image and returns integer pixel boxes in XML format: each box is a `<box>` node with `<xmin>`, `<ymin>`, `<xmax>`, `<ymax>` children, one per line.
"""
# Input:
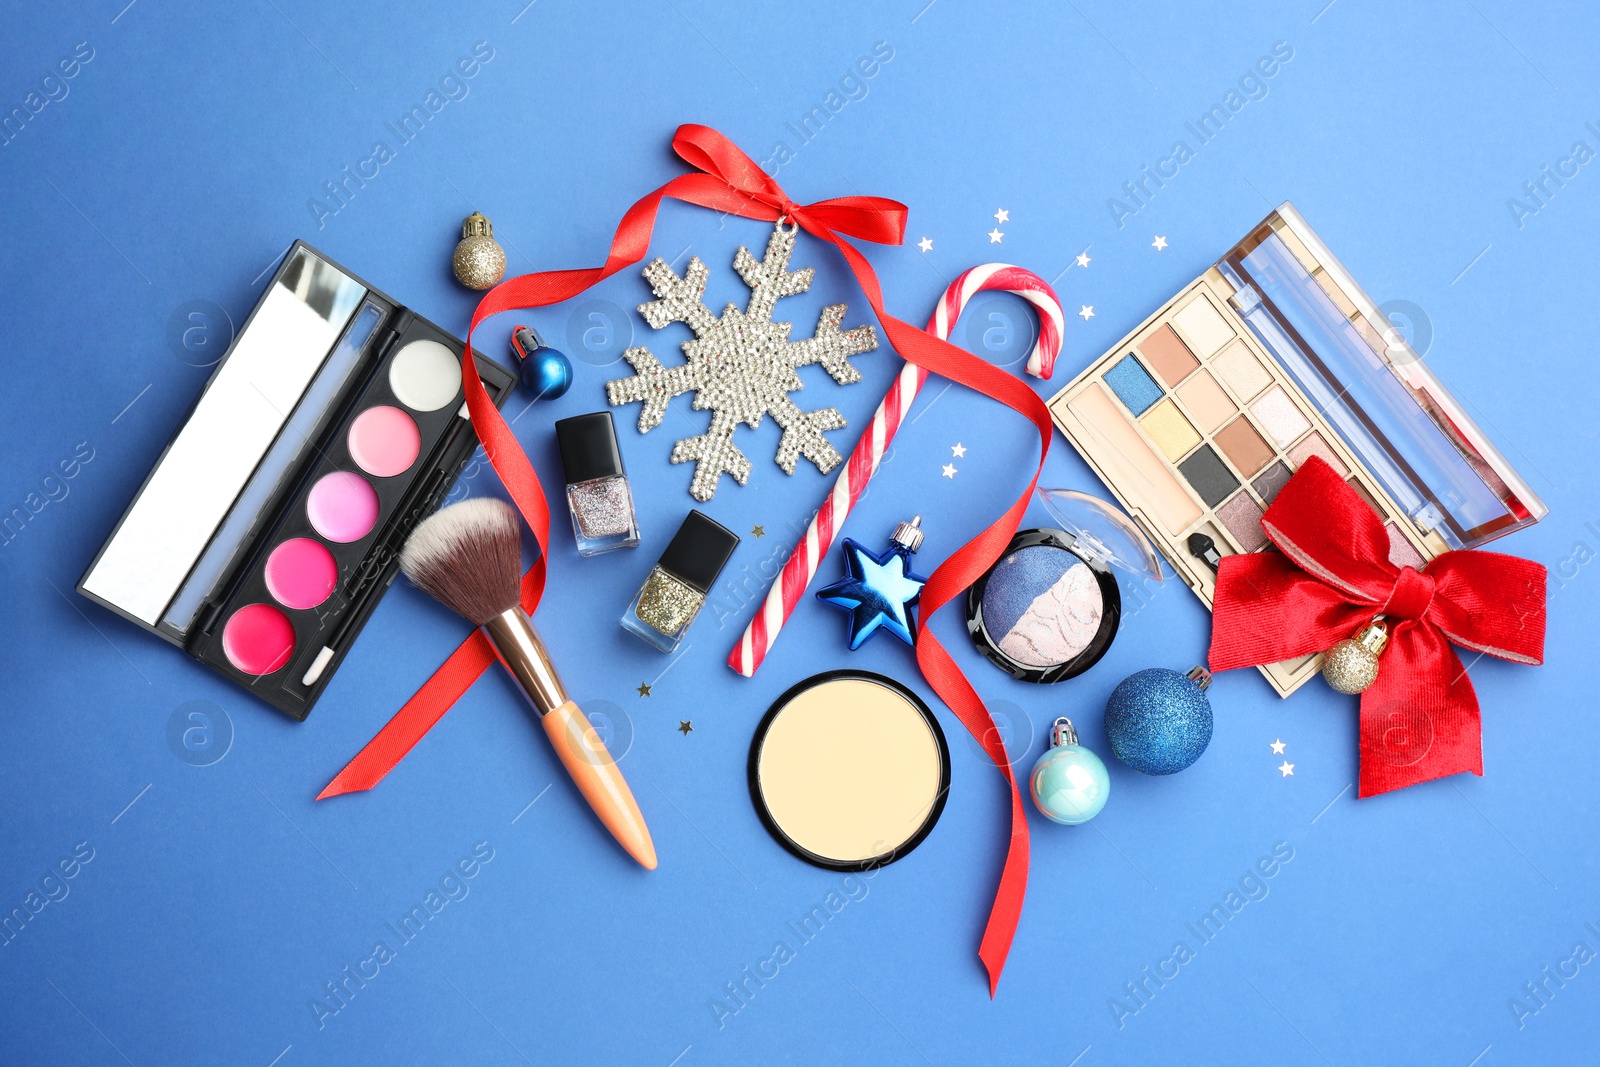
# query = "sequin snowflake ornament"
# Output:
<box><xmin>605</xmin><ymin>221</ymin><xmax>879</xmax><ymax>501</ymax></box>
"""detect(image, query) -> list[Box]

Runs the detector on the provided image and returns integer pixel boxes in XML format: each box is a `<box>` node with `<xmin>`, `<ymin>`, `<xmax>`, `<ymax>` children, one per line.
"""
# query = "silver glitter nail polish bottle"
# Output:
<box><xmin>622</xmin><ymin>510</ymin><xmax>739</xmax><ymax>653</ymax></box>
<box><xmin>555</xmin><ymin>412</ymin><xmax>639</xmax><ymax>556</ymax></box>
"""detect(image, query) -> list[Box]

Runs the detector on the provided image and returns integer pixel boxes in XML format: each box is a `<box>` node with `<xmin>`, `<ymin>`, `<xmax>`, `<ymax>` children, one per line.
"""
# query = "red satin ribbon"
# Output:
<box><xmin>317</xmin><ymin>124</ymin><xmax>1051</xmax><ymax>996</ymax></box>
<box><xmin>1208</xmin><ymin>456</ymin><xmax>1546</xmax><ymax>796</ymax></box>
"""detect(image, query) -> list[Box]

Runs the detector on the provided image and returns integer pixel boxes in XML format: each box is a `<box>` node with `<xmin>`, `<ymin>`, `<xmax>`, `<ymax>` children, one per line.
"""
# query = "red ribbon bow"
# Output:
<box><xmin>318</xmin><ymin>124</ymin><xmax>1052</xmax><ymax>996</ymax></box>
<box><xmin>1208</xmin><ymin>456</ymin><xmax>1546</xmax><ymax>796</ymax></box>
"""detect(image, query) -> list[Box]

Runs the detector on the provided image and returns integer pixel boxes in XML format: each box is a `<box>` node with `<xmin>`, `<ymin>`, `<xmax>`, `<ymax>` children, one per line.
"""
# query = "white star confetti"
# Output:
<box><xmin>1152</xmin><ymin>235</ymin><xmax>1168</xmax><ymax>251</ymax></box>
<box><xmin>1078</xmin><ymin>305</ymin><xmax>1094</xmax><ymax>321</ymax></box>
<box><xmin>941</xmin><ymin>463</ymin><xmax>957</xmax><ymax>479</ymax></box>
<box><xmin>1075</xmin><ymin>251</ymin><xmax>1091</xmax><ymax>268</ymax></box>
<box><xmin>987</xmin><ymin>228</ymin><xmax>1004</xmax><ymax>244</ymax></box>
<box><xmin>994</xmin><ymin>208</ymin><xmax>1010</xmax><ymax>224</ymax></box>
<box><xmin>950</xmin><ymin>442</ymin><xmax>966</xmax><ymax>458</ymax></box>
<box><xmin>917</xmin><ymin>237</ymin><xmax>933</xmax><ymax>253</ymax></box>
<box><xmin>1278</xmin><ymin>761</ymin><xmax>1295</xmax><ymax>777</ymax></box>
<box><xmin>1270</xmin><ymin>739</ymin><xmax>1286</xmax><ymax>755</ymax></box>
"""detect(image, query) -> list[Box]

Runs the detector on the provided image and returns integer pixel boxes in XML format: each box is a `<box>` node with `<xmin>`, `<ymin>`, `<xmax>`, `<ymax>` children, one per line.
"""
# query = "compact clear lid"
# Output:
<box><xmin>1215</xmin><ymin>203</ymin><xmax>1546</xmax><ymax>549</ymax></box>
<box><xmin>1037</xmin><ymin>487</ymin><xmax>1164</xmax><ymax>587</ymax></box>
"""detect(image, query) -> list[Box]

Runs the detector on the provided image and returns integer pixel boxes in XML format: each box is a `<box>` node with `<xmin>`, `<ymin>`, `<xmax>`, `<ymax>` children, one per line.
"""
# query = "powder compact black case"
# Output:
<box><xmin>78</xmin><ymin>242</ymin><xmax>514</xmax><ymax>720</ymax></box>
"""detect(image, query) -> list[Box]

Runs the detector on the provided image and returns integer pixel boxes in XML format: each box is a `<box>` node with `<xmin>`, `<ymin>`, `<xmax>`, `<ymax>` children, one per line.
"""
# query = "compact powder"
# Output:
<box><xmin>348</xmin><ymin>405</ymin><xmax>421</xmax><ymax>477</ymax></box>
<box><xmin>1288</xmin><ymin>430</ymin><xmax>1349</xmax><ymax>476</ymax></box>
<box><xmin>307</xmin><ymin>471</ymin><xmax>380</xmax><ymax>543</ymax></box>
<box><xmin>1172</xmin><ymin>296</ymin><xmax>1235</xmax><ymax>357</ymax></box>
<box><xmin>750</xmin><ymin>672</ymin><xmax>949</xmax><ymax>870</ymax></box>
<box><xmin>388</xmin><ymin>339</ymin><xmax>460</xmax><ymax>412</ymax></box>
<box><xmin>263</xmin><ymin>538</ymin><xmax>338</xmax><ymax>610</ymax></box>
<box><xmin>1217</xmin><ymin>492</ymin><xmax>1267</xmax><ymax>551</ymax></box>
<box><xmin>1347</xmin><ymin>476</ymin><xmax>1385</xmax><ymax>517</ymax></box>
<box><xmin>221</xmin><ymin>603</ymin><xmax>295</xmax><ymax>675</ymax></box>
<box><xmin>1140</xmin><ymin>399</ymin><xmax>1201</xmax><ymax>461</ymax></box>
<box><xmin>1249</xmin><ymin>385</ymin><xmax>1312</xmax><ymax>446</ymax></box>
<box><xmin>1178</xmin><ymin>445</ymin><xmax>1240</xmax><ymax>508</ymax></box>
<box><xmin>1175</xmin><ymin>369</ymin><xmax>1235</xmax><ymax>433</ymax></box>
<box><xmin>1138</xmin><ymin>325</ymin><xmax>1199</xmax><ymax>387</ymax></box>
<box><xmin>1213</xmin><ymin>342</ymin><xmax>1272</xmax><ymax>400</ymax></box>
<box><xmin>1104</xmin><ymin>355</ymin><xmax>1163</xmax><ymax>416</ymax></box>
<box><xmin>1215</xmin><ymin>416</ymin><xmax>1275</xmax><ymax>478</ymax></box>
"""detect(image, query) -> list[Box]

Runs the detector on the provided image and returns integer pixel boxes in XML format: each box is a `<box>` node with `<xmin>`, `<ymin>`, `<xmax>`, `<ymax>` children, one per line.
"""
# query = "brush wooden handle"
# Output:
<box><xmin>541</xmin><ymin>702</ymin><xmax>657</xmax><ymax>870</ymax></box>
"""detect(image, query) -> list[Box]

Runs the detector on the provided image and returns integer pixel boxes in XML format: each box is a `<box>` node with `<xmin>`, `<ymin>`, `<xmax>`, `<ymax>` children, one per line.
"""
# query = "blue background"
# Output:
<box><xmin>2</xmin><ymin>1</ymin><xmax>1596</xmax><ymax>1064</ymax></box>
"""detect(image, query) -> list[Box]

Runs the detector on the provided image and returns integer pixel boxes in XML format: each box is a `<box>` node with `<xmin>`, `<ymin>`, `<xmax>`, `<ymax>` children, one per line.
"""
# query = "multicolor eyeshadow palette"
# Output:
<box><xmin>79</xmin><ymin>243</ymin><xmax>515</xmax><ymax>719</ymax></box>
<box><xmin>1050</xmin><ymin>203</ymin><xmax>1546</xmax><ymax>696</ymax></box>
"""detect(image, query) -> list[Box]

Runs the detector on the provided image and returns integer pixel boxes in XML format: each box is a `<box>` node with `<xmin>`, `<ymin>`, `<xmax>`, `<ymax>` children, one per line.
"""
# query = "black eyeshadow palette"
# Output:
<box><xmin>79</xmin><ymin>243</ymin><xmax>515</xmax><ymax>720</ymax></box>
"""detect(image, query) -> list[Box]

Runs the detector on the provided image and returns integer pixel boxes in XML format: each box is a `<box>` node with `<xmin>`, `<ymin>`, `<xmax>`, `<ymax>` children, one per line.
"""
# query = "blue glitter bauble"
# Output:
<box><xmin>518</xmin><ymin>345</ymin><xmax>573</xmax><ymax>400</ymax></box>
<box><xmin>1104</xmin><ymin>668</ymin><xmax>1212</xmax><ymax>775</ymax></box>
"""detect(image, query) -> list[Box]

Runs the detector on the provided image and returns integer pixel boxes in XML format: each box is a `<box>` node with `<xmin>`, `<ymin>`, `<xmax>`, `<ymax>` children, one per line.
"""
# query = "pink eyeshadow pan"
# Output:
<box><xmin>222</xmin><ymin>603</ymin><xmax>296</xmax><ymax>675</ymax></box>
<box><xmin>1385</xmin><ymin>524</ymin><xmax>1426</xmax><ymax>570</ymax></box>
<box><xmin>307</xmin><ymin>471</ymin><xmax>379</xmax><ymax>543</ymax></box>
<box><xmin>1217</xmin><ymin>492</ymin><xmax>1267</xmax><ymax>551</ymax></box>
<box><xmin>1287</xmin><ymin>430</ymin><xmax>1349</xmax><ymax>477</ymax></box>
<box><xmin>348</xmin><ymin>405</ymin><xmax>421</xmax><ymax>478</ymax></box>
<box><xmin>264</xmin><ymin>537</ymin><xmax>339</xmax><ymax>610</ymax></box>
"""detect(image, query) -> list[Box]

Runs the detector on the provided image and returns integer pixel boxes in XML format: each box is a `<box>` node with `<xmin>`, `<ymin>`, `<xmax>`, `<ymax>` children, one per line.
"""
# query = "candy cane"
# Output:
<box><xmin>729</xmin><ymin>263</ymin><xmax>1066</xmax><ymax>677</ymax></box>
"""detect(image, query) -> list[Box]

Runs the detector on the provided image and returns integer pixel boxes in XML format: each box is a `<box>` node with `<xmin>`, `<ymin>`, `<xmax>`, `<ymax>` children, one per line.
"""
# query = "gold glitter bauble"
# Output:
<box><xmin>452</xmin><ymin>212</ymin><xmax>506</xmax><ymax>290</ymax></box>
<box><xmin>1321</xmin><ymin>618</ymin><xmax>1389</xmax><ymax>695</ymax></box>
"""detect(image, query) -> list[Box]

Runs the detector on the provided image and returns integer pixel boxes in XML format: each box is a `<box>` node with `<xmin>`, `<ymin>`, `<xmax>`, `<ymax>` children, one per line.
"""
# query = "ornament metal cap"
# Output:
<box><xmin>460</xmin><ymin>211</ymin><xmax>494</xmax><ymax>238</ymax></box>
<box><xmin>1186</xmin><ymin>665</ymin><xmax>1213</xmax><ymax>691</ymax></box>
<box><xmin>891</xmin><ymin>515</ymin><xmax>924</xmax><ymax>554</ymax></box>
<box><xmin>1049</xmin><ymin>717</ymin><xmax>1079</xmax><ymax>748</ymax></box>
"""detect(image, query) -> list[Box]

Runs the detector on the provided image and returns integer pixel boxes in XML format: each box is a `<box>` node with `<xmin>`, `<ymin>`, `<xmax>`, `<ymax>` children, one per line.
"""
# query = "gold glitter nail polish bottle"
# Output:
<box><xmin>622</xmin><ymin>510</ymin><xmax>739</xmax><ymax>652</ymax></box>
<box><xmin>556</xmin><ymin>412</ymin><xmax>639</xmax><ymax>556</ymax></box>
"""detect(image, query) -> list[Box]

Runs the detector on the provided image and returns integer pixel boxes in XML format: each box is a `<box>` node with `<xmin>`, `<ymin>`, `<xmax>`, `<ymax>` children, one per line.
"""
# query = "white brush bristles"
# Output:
<box><xmin>399</xmin><ymin>498</ymin><xmax>525</xmax><ymax>627</ymax></box>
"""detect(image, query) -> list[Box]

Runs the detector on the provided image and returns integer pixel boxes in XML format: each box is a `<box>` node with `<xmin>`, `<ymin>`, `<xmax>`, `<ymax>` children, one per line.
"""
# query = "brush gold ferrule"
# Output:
<box><xmin>480</xmin><ymin>608</ymin><xmax>567</xmax><ymax>717</ymax></box>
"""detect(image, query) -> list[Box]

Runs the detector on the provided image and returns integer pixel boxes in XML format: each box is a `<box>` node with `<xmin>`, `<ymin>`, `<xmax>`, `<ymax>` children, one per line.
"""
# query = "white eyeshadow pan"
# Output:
<box><xmin>388</xmin><ymin>339</ymin><xmax>461</xmax><ymax>411</ymax></box>
<box><xmin>1172</xmin><ymin>296</ymin><xmax>1235</xmax><ymax>358</ymax></box>
<box><xmin>1250</xmin><ymin>385</ymin><xmax>1312</xmax><ymax>446</ymax></box>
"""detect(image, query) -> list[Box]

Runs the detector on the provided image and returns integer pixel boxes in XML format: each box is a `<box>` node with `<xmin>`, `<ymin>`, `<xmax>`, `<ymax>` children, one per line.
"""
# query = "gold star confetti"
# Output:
<box><xmin>751</xmin><ymin>524</ymin><xmax>765</xmax><ymax>539</ymax></box>
<box><xmin>637</xmin><ymin>682</ymin><xmax>652</xmax><ymax>697</ymax></box>
<box><xmin>678</xmin><ymin>720</ymin><xmax>694</xmax><ymax>735</ymax></box>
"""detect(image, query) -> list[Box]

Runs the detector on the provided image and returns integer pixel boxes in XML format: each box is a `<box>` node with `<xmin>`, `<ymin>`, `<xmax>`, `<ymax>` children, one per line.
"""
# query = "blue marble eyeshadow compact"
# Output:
<box><xmin>966</xmin><ymin>489</ymin><xmax>1163</xmax><ymax>684</ymax></box>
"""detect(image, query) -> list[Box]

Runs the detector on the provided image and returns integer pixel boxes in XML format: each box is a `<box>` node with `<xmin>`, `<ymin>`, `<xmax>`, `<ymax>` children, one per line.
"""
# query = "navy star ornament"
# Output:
<box><xmin>816</xmin><ymin>516</ymin><xmax>928</xmax><ymax>649</ymax></box>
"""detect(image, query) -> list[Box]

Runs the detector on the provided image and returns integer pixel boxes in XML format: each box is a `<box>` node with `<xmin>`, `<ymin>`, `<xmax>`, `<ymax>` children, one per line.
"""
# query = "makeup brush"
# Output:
<box><xmin>401</xmin><ymin>498</ymin><xmax>657</xmax><ymax>870</ymax></box>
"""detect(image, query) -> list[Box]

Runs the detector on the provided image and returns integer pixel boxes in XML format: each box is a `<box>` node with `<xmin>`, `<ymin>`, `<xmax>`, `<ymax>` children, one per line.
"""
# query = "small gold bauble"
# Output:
<box><xmin>452</xmin><ymin>211</ymin><xmax>506</xmax><ymax>290</ymax></box>
<box><xmin>1321</xmin><ymin>618</ymin><xmax>1389</xmax><ymax>695</ymax></box>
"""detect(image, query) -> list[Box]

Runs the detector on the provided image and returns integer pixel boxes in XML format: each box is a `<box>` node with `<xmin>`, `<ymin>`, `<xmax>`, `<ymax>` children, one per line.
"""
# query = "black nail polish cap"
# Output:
<box><xmin>555</xmin><ymin>412</ymin><xmax>626</xmax><ymax>484</ymax></box>
<box><xmin>658</xmin><ymin>510</ymin><xmax>740</xmax><ymax>593</ymax></box>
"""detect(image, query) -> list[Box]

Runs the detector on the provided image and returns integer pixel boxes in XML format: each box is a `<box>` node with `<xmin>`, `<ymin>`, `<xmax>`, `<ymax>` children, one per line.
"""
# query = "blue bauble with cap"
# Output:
<box><xmin>1104</xmin><ymin>666</ymin><xmax>1214</xmax><ymax>775</ymax></box>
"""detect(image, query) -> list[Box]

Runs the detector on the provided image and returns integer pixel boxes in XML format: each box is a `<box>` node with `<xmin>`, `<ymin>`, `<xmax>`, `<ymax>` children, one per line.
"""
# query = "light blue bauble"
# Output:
<box><xmin>1029</xmin><ymin>719</ymin><xmax>1110</xmax><ymax>825</ymax></box>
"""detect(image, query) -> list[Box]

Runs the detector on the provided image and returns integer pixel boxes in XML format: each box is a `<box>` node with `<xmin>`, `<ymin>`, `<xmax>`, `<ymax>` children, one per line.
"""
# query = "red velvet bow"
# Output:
<box><xmin>1208</xmin><ymin>456</ymin><xmax>1546</xmax><ymax>796</ymax></box>
<box><xmin>318</xmin><ymin>125</ymin><xmax>1053</xmax><ymax>997</ymax></box>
